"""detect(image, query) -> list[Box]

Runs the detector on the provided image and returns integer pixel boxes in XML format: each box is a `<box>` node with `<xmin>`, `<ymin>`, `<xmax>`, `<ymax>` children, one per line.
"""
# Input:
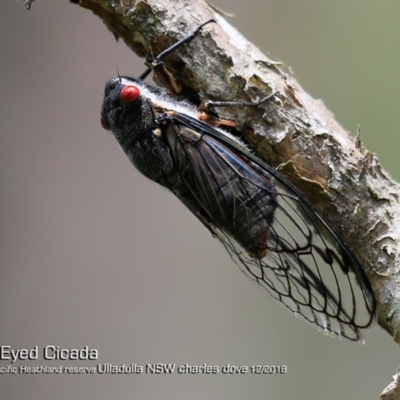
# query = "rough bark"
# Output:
<box><xmin>72</xmin><ymin>0</ymin><xmax>400</xmax><ymax>346</ymax></box>
<box><xmin>381</xmin><ymin>369</ymin><xmax>400</xmax><ymax>400</ymax></box>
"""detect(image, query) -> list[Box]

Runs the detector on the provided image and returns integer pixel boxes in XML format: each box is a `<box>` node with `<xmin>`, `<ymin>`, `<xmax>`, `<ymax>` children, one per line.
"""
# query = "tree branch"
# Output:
<box><xmin>73</xmin><ymin>0</ymin><xmax>400</xmax><ymax>345</ymax></box>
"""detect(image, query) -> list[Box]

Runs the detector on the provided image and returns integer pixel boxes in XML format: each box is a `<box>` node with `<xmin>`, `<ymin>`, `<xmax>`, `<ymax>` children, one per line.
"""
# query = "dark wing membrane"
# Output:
<box><xmin>161</xmin><ymin>112</ymin><xmax>376</xmax><ymax>342</ymax></box>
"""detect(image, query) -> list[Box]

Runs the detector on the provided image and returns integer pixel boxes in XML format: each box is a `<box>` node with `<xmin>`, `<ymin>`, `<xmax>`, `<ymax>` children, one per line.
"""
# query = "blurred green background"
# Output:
<box><xmin>1</xmin><ymin>1</ymin><xmax>399</xmax><ymax>399</ymax></box>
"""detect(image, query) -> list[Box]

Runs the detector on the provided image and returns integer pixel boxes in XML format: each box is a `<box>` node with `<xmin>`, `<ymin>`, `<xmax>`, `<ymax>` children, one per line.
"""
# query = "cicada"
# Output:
<box><xmin>100</xmin><ymin>20</ymin><xmax>376</xmax><ymax>342</ymax></box>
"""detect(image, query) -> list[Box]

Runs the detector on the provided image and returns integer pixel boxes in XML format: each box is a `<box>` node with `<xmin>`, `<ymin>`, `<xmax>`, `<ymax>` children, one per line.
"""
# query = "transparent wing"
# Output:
<box><xmin>212</xmin><ymin>195</ymin><xmax>374</xmax><ymax>342</ymax></box>
<box><xmin>164</xmin><ymin>113</ymin><xmax>376</xmax><ymax>342</ymax></box>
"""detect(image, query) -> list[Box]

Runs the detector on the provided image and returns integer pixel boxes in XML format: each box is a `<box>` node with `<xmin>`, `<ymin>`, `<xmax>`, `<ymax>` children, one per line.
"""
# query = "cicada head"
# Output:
<box><xmin>100</xmin><ymin>77</ymin><xmax>157</xmax><ymax>147</ymax></box>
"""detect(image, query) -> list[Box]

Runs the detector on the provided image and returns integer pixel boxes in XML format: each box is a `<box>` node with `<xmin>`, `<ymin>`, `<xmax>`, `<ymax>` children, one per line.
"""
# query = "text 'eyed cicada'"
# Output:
<box><xmin>100</xmin><ymin>20</ymin><xmax>376</xmax><ymax>342</ymax></box>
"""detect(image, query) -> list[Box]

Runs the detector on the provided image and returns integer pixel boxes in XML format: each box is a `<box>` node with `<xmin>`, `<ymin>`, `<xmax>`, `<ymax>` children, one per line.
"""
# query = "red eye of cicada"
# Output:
<box><xmin>120</xmin><ymin>85</ymin><xmax>140</xmax><ymax>103</ymax></box>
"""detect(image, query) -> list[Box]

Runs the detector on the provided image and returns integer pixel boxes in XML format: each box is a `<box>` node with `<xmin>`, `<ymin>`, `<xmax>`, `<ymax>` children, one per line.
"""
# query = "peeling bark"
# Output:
<box><xmin>72</xmin><ymin>0</ymin><xmax>400</xmax><ymax>345</ymax></box>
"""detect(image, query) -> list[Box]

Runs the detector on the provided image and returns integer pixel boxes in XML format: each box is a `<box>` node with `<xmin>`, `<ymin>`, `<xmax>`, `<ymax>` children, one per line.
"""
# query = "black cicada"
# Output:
<box><xmin>100</xmin><ymin>20</ymin><xmax>376</xmax><ymax>342</ymax></box>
